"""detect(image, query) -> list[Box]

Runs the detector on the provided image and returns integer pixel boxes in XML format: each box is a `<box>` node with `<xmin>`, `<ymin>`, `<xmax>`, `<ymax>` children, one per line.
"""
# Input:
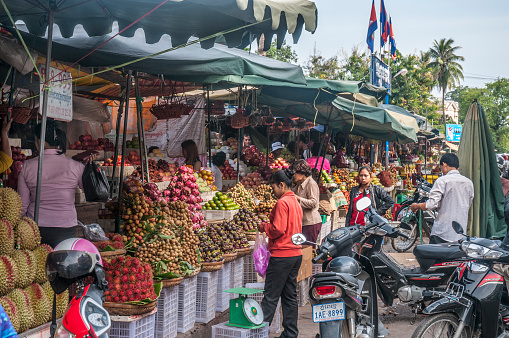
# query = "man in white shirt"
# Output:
<box><xmin>410</xmin><ymin>153</ymin><xmax>474</xmax><ymax>243</ymax></box>
<box><xmin>211</xmin><ymin>151</ymin><xmax>226</xmax><ymax>191</ymax></box>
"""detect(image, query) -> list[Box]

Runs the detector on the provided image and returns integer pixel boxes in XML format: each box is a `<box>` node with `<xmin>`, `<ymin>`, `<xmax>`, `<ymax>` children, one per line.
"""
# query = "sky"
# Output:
<box><xmin>287</xmin><ymin>0</ymin><xmax>509</xmax><ymax>89</ymax></box>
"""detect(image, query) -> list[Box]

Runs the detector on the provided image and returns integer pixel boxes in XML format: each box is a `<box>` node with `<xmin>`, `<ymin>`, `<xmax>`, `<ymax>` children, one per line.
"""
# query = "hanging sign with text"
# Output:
<box><xmin>370</xmin><ymin>55</ymin><xmax>391</xmax><ymax>94</ymax></box>
<box><xmin>39</xmin><ymin>65</ymin><xmax>73</xmax><ymax>121</ymax></box>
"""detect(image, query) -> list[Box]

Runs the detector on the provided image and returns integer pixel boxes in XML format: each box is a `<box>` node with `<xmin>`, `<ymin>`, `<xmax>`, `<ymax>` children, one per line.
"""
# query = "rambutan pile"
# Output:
<box><xmin>92</xmin><ymin>233</ymin><xmax>125</xmax><ymax>251</ymax></box>
<box><xmin>103</xmin><ymin>256</ymin><xmax>157</xmax><ymax>303</ymax></box>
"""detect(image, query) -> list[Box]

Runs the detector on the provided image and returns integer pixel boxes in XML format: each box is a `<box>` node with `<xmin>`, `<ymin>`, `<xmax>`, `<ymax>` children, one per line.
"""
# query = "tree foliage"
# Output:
<box><xmin>304</xmin><ymin>49</ymin><xmax>342</xmax><ymax>80</ymax></box>
<box><xmin>263</xmin><ymin>40</ymin><xmax>298</xmax><ymax>64</ymax></box>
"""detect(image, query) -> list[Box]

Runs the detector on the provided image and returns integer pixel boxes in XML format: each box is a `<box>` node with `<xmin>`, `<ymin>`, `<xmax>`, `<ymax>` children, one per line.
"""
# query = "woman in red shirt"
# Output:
<box><xmin>259</xmin><ymin>169</ymin><xmax>303</xmax><ymax>338</ymax></box>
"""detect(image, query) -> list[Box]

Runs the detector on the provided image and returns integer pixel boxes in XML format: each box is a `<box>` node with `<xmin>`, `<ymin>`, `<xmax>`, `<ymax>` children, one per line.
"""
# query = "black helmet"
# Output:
<box><xmin>326</xmin><ymin>256</ymin><xmax>361</xmax><ymax>276</ymax></box>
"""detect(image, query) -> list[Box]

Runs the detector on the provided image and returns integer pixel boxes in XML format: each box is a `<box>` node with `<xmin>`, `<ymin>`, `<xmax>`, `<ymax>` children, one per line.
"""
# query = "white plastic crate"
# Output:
<box><xmin>212</xmin><ymin>322</ymin><xmax>269</xmax><ymax>338</ymax></box>
<box><xmin>244</xmin><ymin>283</ymin><xmax>281</xmax><ymax>334</ymax></box>
<box><xmin>177</xmin><ymin>276</ymin><xmax>197</xmax><ymax>333</ymax></box>
<box><xmin>297</xmin><ymin>277</ymin><xmax>310</xmax><ymax>307</ymax></box>
<box><xmin>318</xmin><ymin>220</ymin><xmax>332</xmax><ymax>243</ymax></box>
<box><xmin>155</xmin><ymin>287</ymin><xmax>178</xmax><ymax>338</ymax></box>
<box><xmin>110</xmin><ymin>313</ymin><xmax>155</xmax><ymax>338</ymax></box>
<box><xmin>230</xmin><ymin>258</ymin><xmax>244</xmax><ymax>299</ymax></box>
<box><xmin>217</xmin><ymin>262</ymin><xmax>232</xmax><ymax>312</ymax></box>
<box><xmin>243</xmin><ymin>254</ymin><xmax>258</xmax><ymax>285</ymax></box>
<box><xmin>196</xmin><ymin>271</ymin><xmax>218</xmax><ymax>323</ymax></box>
<box><xmin>312</xmin><ymin>263</ymin><xmax>322</xmax><ymax>275</ymax></box>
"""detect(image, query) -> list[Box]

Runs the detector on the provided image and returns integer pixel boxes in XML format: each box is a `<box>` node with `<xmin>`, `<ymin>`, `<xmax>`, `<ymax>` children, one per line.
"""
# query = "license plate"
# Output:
<box><xmin>312</xmin><ymin>302</ymin><xmax>345</xmax><ymax>322</ymax></box>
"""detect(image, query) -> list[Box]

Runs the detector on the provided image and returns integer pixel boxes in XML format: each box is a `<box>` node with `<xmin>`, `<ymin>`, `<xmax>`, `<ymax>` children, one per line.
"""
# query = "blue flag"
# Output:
<box><xmin>380</xmin><ymin>0</ymin><xmax>388</xmax><ymax>47</ymax></box>
<box><xmin>366</xmin><ymin>0</ymin><xmax>378</xmax><ymax>53</ymax></box>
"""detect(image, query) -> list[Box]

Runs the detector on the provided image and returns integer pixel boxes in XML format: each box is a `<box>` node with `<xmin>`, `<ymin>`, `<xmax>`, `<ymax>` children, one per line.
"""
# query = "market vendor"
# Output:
<box><xmin>299</xmin><ymin>135</ymin><xmax>311</xmax><ymax>160</ymax></box>
<box><xmin>291</xmin><ymin>160</ymin><xmax>321</xmax><ymax>245</ymax></box>
<box><xmin>306</xmin><ymin>142</ymin><xmax>331</xmax><ymax>173</ymax></box>
<box><xmin>181</xmin><ymin>139</ymin><xmax>202</xmax><ymax>172</ymax></box>
<box><xmin>0</xmin><ymin>118</ymin><xmax>13</xmax><ymax>174</ymax></box>
<box><xmin>243</xmin><ymin>133</ymin><xmax>251</xmax><ymax>148</ymax></box>
<box><xmin>345</xmin><ymin>165</ymin><xmax>394</xmax><ymax>226</ymax></box>
<box><xmin>18</xmin><ymin>120</ymin><xmax>86</xmax><ymax>248</ymax></box>
<box><xmin>211</xmin><ymin>151</ymin><xmax>226</xmax><ymax>191</ymax></box>
<box><xmin>271</xmin><ymin>141</ymin><xmax>285</xmax><ymax>158</ymax></box>
<box><xmin>259</xmin><ymin>169</ymin><xmax>302</xmax><ymax>338</ymax></box>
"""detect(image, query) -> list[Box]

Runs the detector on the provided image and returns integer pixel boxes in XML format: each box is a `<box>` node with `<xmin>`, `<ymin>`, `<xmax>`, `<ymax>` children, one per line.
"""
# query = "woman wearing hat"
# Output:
<box><xmin>271</xmin><ymin>142</ymin><xmax>285</xmax><ymax>158</ymax></box>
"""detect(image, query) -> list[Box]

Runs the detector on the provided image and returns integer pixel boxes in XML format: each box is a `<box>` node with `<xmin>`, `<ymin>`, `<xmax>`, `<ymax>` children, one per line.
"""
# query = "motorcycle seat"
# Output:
<box><xmin>413</xmin><ymin>243</ymin><xmax>463</xmax><ymax>260</ymax></box>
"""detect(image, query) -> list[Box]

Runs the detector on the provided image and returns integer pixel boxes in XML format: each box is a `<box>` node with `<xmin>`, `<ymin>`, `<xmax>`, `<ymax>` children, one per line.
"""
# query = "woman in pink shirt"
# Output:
<box><xmin>18</xmin><ymin>121</ymin><xmax>85</xmax><ymax>248</ymax></box>
<box><xmin>306</xmin><ymin>142</ymin><xmax>331</xmax><ymax>174</ymax></box>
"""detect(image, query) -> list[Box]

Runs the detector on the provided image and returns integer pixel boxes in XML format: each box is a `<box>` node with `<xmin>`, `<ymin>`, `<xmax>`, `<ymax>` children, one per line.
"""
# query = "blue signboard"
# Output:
<box><xmin>370</xmin><ymin>55</ymin><xmax>391</xmax><ymax>94</ymax></box>
<box><xmin>446</xmin><ymin>124</ymin><xmax>462</xmax><ymax>142</ymax></box>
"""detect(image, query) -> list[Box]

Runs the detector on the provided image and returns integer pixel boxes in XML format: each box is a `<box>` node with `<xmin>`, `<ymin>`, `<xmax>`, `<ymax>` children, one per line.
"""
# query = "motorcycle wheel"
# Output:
<box><xmin>391</xmin><ymin>206</ymin><xmax>418</xmax><ymax>252</ymax></box>
<box><xmin>411</xmin><ymin>313</ymin><xmax>468</xmax><ymax>338</ymax></box>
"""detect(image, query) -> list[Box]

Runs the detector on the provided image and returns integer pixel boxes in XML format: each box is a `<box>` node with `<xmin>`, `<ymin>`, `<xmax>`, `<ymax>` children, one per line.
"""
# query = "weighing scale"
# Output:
<box><xmin>223</xmin><ymin>287</ymin><xmax>266</xmax><ymax>329</ymax></box>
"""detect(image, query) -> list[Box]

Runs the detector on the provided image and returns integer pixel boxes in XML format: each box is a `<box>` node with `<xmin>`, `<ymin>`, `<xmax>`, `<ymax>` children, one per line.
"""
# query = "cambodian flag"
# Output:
<box><xmin>380</xmin><ymin>0</ymin><xmax>388</xmax><ymax>47</ymax></box>
<box><xmin>389</xmin><ymin>16</ymin><xmax>396</xmax><ymax>59</ymax></box>
<box><xmin>366</xmin><ymin>0</ymin><xmax>377</xmax><ymax>53</ymax></box>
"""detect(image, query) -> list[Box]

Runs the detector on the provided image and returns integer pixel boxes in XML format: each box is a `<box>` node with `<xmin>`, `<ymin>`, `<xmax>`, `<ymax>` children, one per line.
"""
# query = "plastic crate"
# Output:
<box><xmin>230</xmin><ymin>258</ymin><xmax>244</xmax><ymax>298</ymax></box>
<box><xmin>110</xmin><ymin>313</ymin><xmax>155</xmax><ymax>338</ymax></box>
<box><xmin>312</xmin><ymin>263</ymin><xmax>322</xmax><ymax>275</ymax></box>
<box><xmin>212</xmin><ymin>322</ymin><xmax>269</xmax><ymax>338</ymax></box>
<box><xmin>217</xmin><ymin>262</ymin><xmax>232</xmax><ymax>312</ymax></box>
<box><xmin>244</xmin><ymin>283</ymin><xmax>281</xmax><ymax>334</ymax></box>
<box><xmin>243</xmin><ymin>254</ymin><xmax>258</xmax><ymax>285</ymax></box>
<box><xmin>318</xmin><ymin>220</ymin><xmax>332</xmax><ymax>243</ymax></box>
<box><xmin>196</xmin><ymin>271</ymin><xmax>218</xmax><ymax>323</ymax></box>
<box><xmin>155</xmin><ymin>287</ymin><xmax>178</xmax><ymax>338</ymax></box>
<box><xmin>203</xmin><ymin>209</ymin><xmax>239</xmax><ymax>221</ymax></box>
<box><xmin>297</xmin><ymin>278</ymin><xmax>310</xmax><ymax>307</ymax></box>
<box><xmin>177</xmin><ymin>275</ymin><xmax>197</xmax><ymax>332</ymax></box>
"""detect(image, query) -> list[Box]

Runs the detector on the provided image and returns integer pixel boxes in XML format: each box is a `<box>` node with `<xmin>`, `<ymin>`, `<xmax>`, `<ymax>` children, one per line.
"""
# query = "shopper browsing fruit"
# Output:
<box><xmin>18</xmin><ymin>121</ymin><xmax>86</xmax><ymax>247</ymax></box>
<box><xmin>291</xmin><ymin>160</ymin><xmax>321</xmax><ymax>245</ymax></box>
<box><xmin>345</xmin><ymin>165</ymin><xmax>394</xmax><ymax>227</ymax></box>
<box><xmin>211</xmin><ymin>151</ymin><xmax>226</xmax><ymax>191</ymax></box>
<box><xmin>181</xmin><ymin>139</ymin><xmax>202</xmax><ymax>172</ymax></box>
<box><xmin>0</xmin><ymin>118</ymin><xmax>13</xmax><ymax>174</ymax></box>
<box><xmin>306</xmin><ymin>142</ymin><xmax>331</xmax><ymax>174</ymax></box>
<box><xmin>259</xmin><ymin>169</ymin><xmax>303</xmax><ymax>338</ymax></box>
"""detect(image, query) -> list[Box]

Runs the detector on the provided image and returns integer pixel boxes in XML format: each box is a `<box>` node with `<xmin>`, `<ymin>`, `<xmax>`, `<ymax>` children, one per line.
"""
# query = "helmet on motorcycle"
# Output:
<box><xmin>46</xmin><ymin>238</ymin><xmax>103</xmax><ymax>294</ymax></box>
<box><xmin>326</xmin><ymin>256</ymin><xmax>362</xmax><ymax>276</ymax></box>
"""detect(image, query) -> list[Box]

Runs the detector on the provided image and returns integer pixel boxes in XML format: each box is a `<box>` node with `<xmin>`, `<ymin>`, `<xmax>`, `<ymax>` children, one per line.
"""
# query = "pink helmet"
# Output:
<box><xmin>55</xmin><ymin>238</ymin><xmax>103</xmax><ymax>266</ymax></box>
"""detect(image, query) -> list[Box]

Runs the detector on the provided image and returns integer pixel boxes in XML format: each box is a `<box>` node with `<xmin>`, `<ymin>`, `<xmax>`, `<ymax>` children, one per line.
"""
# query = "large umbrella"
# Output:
<box><xmin>458</xmin><ymin>101</ymin><xmax>506</xmax><ymax>238</ymax></box>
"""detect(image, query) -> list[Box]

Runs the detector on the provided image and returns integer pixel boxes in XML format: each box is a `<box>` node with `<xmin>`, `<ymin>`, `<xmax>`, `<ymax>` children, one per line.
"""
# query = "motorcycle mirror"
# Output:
<box><xmin>452</xmin><ymin>221</ymin><xmax>464</xmax><ymax>235</ymax></box>
<box><xmin>291</xmin><ymin>233</ymin><xmax>307</xmax><ymax>246</ymax></box>
<box><xmin>399</xmin><ymin>222</ymin><xmax>412</xmax><ymax>231</ymax></box>
<box><xmin>356</xmin><ymin>197</ymin><xmax>371</xmax><ymax>212</ymax></box>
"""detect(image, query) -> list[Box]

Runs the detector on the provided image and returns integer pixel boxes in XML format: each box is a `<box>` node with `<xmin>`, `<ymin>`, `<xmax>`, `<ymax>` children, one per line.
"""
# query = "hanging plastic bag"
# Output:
<box><xmin>82</xmin><ymin>162</ymin><xmax>110</xmax><ymax>202</ymax></box>
<box><xmin>78</xmin><ymin>221</ymin><xmax>108</xmax><ymax>242</ymax></box>
<box><xmin>253</xmin><ymin>230</ymin><xmax>271</xmax><ymax>277</ymax></box>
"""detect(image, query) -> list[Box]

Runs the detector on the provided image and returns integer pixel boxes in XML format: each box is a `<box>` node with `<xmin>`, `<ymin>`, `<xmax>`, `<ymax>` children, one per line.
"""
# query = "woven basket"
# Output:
<box><xmin>223</xmin><ymin>252</ymin><xmax>237</xmax><ymax>263</ymax></box>
<box><xmin>150</xmin><ymin>103</ymin><xmax>194</xmax><ymax>120</ymax></box>
<box><xmin>184</xmin><ymin>266</ymin><xmax>201</xmax><ymax>278</ymax></box>
<box><xmin>159</xmin><ymin>277</ymin><xmax>184</xmax><ymax>287</ymax></box>
<box><xmin>231</xmin><ymin>110</ymin><xmax>249</xmax><ymax>129</ymax></box>
<box><xmin>262</xmin><ymin>115</ymin><xmax>275</xmax><ymax>126</ymax></box>
<box><xmin>103</xmin><ymin>300</ymin><xmax>157</xmax><ymax>316</ymax></box>
<box><xmin>236</xmin><ymin>247</ymin><xmax>252</xmax><ymax>257</ymax></box>
<box><xmin>100</xmin><ymin>249</ymin><xmax>126</xmax><ymax>260</ymax></box>
<box><xmin>201</xmin><ymin>260</ymin><xmax>224</xmax><ymax>272</ymax></box>
<box><xmin>245</xmin><ymin>231</ymin><xmax>257</xmax><ymax>241</ymax></box>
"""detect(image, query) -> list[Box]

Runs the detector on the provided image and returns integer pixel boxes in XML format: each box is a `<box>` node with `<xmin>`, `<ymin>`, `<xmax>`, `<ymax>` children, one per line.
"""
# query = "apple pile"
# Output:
<box><xmin>10</xmin><ymin>146</ymin><xmax>26</xmax><ymax>162</ymax></box>
<box><xmin>269</xmin><ymin>157</ymin><xmax>290</xmax><ymax>170</ymax></box>
<box><xmin>132</xmin><ymin>159</ymin><xmax>176</xmax><ymax>183</ymax></box>
<box><xmin>221</xmin><ymin>161</ymin><xmax>237</xmax><ymax>180</ymax></box>
<box><xmin>224</xmin><ymin>137</ymin><xmax>238</xmax><ymax>153</ymax></box>
<box><xmin>3</xmin><ymin>147</ymin><xmax>27</xmax><ymax>189</ymax></box>
<box><xmin>69</xmin><ymin>134</ymin><xmax>115</xmax><ymax>151</ymax></box>
<box><xmin>103</xmin><ymin>155</ymin><xmax>132</xmax><ymax>167</ymax></box>
<box><xmin>243</xmin><ymin>145</ymin><xmax>266</xmax><ymax>166</ymax></box>
<box><xmin>103</xmin><ymin>256</ymin><xmax>157</xmax><ymax>303</ymax></box>
<box><xmin>241</xmin><ymin>172</ymin><xmax>266</xmax><ymax>188</ymax></box>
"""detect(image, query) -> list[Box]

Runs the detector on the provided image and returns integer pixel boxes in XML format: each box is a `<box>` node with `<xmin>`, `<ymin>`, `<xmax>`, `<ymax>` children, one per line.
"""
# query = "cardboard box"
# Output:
<box><xmin>76</xmin><ymin>202</ymin><xmax>102</xmax><ymax>225</ymax></box>
<box><xmin>297</xmin><ymin>245</ymin><xmax>313</xmax><ymax>282</ymax></box>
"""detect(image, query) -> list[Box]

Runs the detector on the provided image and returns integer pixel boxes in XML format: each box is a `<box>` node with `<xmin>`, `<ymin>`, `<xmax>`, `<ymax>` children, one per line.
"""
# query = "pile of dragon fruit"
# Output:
<box><xmin>164</xmin><ymin>165</ymin><xmax>207</xmax><ymax>229</ymax></box>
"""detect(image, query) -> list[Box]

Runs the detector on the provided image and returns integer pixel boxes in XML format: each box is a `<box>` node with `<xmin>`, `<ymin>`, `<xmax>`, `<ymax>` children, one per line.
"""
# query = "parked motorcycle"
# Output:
<box><xmin>412</xmin><ymin>222</ymin><xmax>509</xmax><ymax>338</ymax></box>
<box><xmin>392</xmin><ymin>175</ymin><xmax>436</xmax><ymax>252</ymax></box>
<box><xmin>291</xmin><ymin>196</ymin><xmax>412</xmax><ymax>337</ymax></box>
<box><xmin>46</xmin><ymin>238</ymin><xmax>111</xmax><ymax>338</ymax></box>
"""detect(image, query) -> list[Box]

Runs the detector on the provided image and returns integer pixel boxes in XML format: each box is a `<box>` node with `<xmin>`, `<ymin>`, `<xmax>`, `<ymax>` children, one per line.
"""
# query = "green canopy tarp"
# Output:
<box><xmin>458</xmin><ymin>101</ymin><xmax>506</xmax><ymax>238</ymax></box>
<box><xmin>1</xmin><ymin>0</ymin><xmax>317</xmax><ymax>49</ymax></box>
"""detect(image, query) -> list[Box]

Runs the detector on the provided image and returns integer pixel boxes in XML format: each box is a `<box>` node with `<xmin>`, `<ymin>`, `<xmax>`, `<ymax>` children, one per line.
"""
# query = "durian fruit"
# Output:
<box><xmin>0</xmin><ymin>219</ymin><xmax>15</xmax><ymax>255</ymax></box>
<box><xmin>24</xmin><ymin>283</ymin><xmax>51</xmax><ymax>327</ymax></box>
<box><xmin>0</xmin><ymin>296</ymin><xmax>20</xmax><ymax>333</ymax></box>
<box><xmin>15</xmin><ymin>217</ymin><xmax>41</xmax><ymax>250</ymax></box>
<box><xmin>42</xmin><ymin>282</ymin><xmax>69</xmax><ymax>320</ymax></box>
<box><xmin>0</xmin><ymin>255</ymin><xmax>18</xmax><ymax>296</ymax></box>
<box><xmin>0</xmin><ymin>188</ymin><xmax>22</xmax><ymax>224</ymax></box>
<box><xmin>33</xmin><ymin>244</ymin><xmax>52</xmax><ymax>284</ymax></box>
<box><xmin>7</xmin><ymin>289</ymin><xmax>34</xmax><ymax>332</ymax></box>
<box><xmin>11</xmin><ymin>250</ymin><xmax>36</xmax><ymax>288</ymax></box>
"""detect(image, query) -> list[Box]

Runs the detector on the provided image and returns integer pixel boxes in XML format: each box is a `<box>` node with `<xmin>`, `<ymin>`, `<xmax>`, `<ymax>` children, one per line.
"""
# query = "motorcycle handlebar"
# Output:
<box><xmin>398</xmin><ymin>232</ymin><xmax>411</xmax><ymax>240</ymax></box>
<box><xmin>312</xmin><ymin>252</ymin><xmax>326</xmax><ymax>264</ymax></box>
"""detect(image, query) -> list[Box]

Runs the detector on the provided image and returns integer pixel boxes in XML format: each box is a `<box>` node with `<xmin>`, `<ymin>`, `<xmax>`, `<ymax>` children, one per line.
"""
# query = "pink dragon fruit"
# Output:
<box><xmin>173</xmin><ymin>188</ymin><xmax>181</xmax><ymax>196</ymax></box>
<box><xmin>171</xmin><ymin>196</ymin><xmax>179</xmax><ymax>202</ymax></box>
<box><xmin>184</xmin><ymin>181</ymin><xmax>194</xmax><ymax>188</ymax></box>
<box><xmin>189</xmin><ymin>175</ymin><xmax>197</xmax><ymax>183</ymax></box>
<box><xmin>191</xmin><ymin>188</ymin><xmax>200</xmax><ymax>196</ymax></box>
<box><xmin>196</xmin><ymin>196</ymin><xmax>203</xmax><ymax>203</ymax></box>
<box><xmin>175</xmin><ymin>181</ymin><xmax>184</xmax><ymax>189</ymax></box>
<box><xmin>179</xmin><ymin>195</ymin><xmax>188</xmax><ymax>202</ymax></box>
<box><xmin>183</xmin><ymin>186</ymin><xmax>191</xmax><ymax>196</ymax></box>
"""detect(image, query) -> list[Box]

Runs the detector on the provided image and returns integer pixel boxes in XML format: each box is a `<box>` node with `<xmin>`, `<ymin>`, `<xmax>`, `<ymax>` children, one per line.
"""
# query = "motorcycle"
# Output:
<box><xmin>292</xmin><ymin>196</ymin><xmax>412</xmax><ymax>337</ymax></box>
<box><xmin>412</xmin><ymin>222</ymin><xmax>509</xmax><ymax>338</ymax></box>
<box><xmin>391</xmin><ymin>175</ymin><xmax>436</xmax><ymax>252</ymax></box>
<box><xmin>46</xmin><ymin>238</ymin><xmax>111</xmax><ymax>338</ymax></box>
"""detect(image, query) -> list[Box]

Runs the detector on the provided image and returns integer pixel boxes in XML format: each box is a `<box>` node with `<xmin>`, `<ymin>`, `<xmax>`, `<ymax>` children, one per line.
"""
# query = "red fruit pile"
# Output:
<box><xmin>221</xmin><ymin>161</ymin><xmax>237</xmax><ymax>180</ymax></box>
<box><xmin>103</xmin><ymin>256</ymin><xmax>157</xmax><ymax>303</ymax></box>
<box><xmin>243</xmin><ymin>146</ymin><xmax>266</xmax><ymax>166</ymax></box>
<box><xmin>69</xmin><ymin>134</ymin><xmax>115</xmax><ymax>151</ymax></box>
<box><xmin>92</xmin><ymin>233</ymin><xmax>125</xmax><ymax>251</ymax></box>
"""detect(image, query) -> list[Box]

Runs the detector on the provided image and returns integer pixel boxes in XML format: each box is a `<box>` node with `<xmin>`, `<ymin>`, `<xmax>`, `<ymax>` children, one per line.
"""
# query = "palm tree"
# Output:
<box><xmin>428</xmin><ymin>38</ymin><xmax>465</xmax><ymax>124</ymax></box>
